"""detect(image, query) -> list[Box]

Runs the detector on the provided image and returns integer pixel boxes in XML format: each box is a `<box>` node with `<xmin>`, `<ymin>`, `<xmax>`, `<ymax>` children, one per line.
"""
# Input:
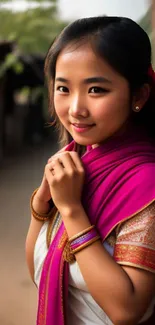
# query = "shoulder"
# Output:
<box><xmin>114</xmin><ymin>201</ymin><xmax>155</xmax><ymax>273</ymax></box>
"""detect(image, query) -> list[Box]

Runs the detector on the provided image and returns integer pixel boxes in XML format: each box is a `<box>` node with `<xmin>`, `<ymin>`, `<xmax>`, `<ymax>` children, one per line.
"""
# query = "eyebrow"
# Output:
<box><xmin>55</xmin><ymin>77</ymin><xmax>68</xmax><ymax>83</ymax></box>
<box><xmin>55</xmin><ymin>76</ymin><xmax>112</xmax><ymax>84</ymax></box>
<box><xmin>84</xmin><ymin>77</ymin><xmax>112</xmax><ymax>84</ymax></box>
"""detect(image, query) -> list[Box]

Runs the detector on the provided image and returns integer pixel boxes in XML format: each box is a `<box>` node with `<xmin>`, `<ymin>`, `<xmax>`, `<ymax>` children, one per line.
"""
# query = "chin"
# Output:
<box><xmin>73</xmin><ymin>137</ymin><xmax>96</xmax><ymax>146</ymax></box>
<box><xmin>73</xmin><ymin>134</ymin><xmax>110</xmax><ymax>147</ymax></box>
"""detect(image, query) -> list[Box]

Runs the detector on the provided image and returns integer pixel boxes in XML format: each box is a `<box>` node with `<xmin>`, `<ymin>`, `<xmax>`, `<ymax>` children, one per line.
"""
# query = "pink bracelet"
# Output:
<box><xmin>69</xmin><ymin>226</ymin><xmax>100</xmax><ymax>254</ymax></box>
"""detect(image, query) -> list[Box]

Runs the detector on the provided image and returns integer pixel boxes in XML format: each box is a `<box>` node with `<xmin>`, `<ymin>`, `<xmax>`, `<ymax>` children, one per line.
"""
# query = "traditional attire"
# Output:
<box><xmin>35</xmin><ymin>133</ymin><xmax>155</xmax><ymax>325</ymax></box>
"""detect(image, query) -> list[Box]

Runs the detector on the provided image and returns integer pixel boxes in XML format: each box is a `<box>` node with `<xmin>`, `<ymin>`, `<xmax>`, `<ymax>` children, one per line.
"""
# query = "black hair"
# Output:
<box><xmin>45</xmin><ymin>16</ymin><xmax>155</xmax><ymax>146</ymax></box>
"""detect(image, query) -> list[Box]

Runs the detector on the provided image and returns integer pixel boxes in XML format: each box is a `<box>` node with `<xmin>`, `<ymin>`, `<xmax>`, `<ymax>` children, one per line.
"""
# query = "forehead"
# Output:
<box><xmin>55</xmin><ymin>43</ymin><xmax>123</xmax><ymax>83</ymax></box>
<box><xmin>56</xmin><ymin>43</ymin><xmax>108</xmax><ymax>73</ymax></box>
<box><xmin>57</xmin><ymin>43</ymin><xmax>96</xmax><ymax>62</ymax></box>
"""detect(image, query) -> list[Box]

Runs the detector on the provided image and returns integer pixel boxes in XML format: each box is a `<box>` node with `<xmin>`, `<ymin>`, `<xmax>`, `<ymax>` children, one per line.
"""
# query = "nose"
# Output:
<box><xmin>69</xmin><ymin>94</ymin><xmax>89</xmax><ymax>118</ymax></box>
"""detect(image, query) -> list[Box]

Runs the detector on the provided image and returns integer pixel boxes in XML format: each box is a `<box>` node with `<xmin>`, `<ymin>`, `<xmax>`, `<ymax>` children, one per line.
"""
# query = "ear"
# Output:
<box><xmin>132</xmin><ymin>84</ymin><xmax>151</xmax><ymax>111</ymax></box>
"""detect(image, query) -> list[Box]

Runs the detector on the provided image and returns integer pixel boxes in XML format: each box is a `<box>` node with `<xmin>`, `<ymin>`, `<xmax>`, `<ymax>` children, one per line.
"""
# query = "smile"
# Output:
<box><xmin>71</xmin><ymin>123</ymin><xmax>95</xmax><ymax>133</ymax></box>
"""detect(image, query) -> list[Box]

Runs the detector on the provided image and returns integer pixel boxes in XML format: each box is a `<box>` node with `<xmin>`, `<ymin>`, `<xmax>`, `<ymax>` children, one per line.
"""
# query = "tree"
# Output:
<box><xmin>0</xmin><ymin>0</ymin><xmax>68</xmax><ymax>54</ymax></box>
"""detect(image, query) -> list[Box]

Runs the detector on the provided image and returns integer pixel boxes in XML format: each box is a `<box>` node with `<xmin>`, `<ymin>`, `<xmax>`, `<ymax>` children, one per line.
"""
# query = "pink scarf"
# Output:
<box><xmin>37</xmin><ymin>133</ymin><xmax>155</xmax><ymax>325</ymax></box>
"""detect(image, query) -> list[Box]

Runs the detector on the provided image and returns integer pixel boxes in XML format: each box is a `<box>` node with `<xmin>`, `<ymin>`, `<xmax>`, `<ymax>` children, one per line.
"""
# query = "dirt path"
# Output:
<box><xmin>0</xmin><ymin>141</ymin><xmax>57</xmax><ymax>324</ymax></box>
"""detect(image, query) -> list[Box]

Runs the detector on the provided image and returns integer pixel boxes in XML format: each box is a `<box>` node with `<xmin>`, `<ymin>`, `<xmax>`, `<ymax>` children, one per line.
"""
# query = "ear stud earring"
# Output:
<box><xmin>133</xmin><ymin>106</ymin><xmax>140</xmax><ymax>112</ymax></box>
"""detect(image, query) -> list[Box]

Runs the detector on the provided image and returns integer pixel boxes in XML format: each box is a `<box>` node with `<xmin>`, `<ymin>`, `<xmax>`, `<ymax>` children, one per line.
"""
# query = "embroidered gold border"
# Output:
<box><xmin>60</xmin><ymin>253</ymin><xmax>65</xmax><ymax>323</ymax></box>
<box><xmin>37</xmin><ymin>247</ymin><xmax>55</xmax><ymax>325</ymax></box>
<box><xmin>117</xmin><ymin>261</ymin><xmax>155</xmax><ymax>274</ymax></box>
<box><xmin>46</xmin><ymin>209</ymin><xmax>60</xmax><ymax>248</ymax></box>
<box><xmin>114</xmin><ymin>243</ymin><xmax>155</xmax><ymax>272</ymax></box>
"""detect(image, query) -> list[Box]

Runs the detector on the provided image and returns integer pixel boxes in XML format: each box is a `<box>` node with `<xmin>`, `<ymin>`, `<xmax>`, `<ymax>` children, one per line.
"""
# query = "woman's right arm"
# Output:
<box><xmin>25</xmin><ymin>146</ymin><xmax>66</xmax><ymax>281</ymax></box>
<box><xmin>25</xmin><ymin>190</ymin><xmax>51</xmax><ymax>282</ymax></box>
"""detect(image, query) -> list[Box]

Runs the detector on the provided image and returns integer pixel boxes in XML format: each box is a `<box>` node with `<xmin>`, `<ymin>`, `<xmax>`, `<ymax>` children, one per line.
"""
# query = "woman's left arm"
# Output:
<box><xmin>62</xmin><ymin>206</ymin><xmax>155</xmax><ymax>325</ymax></box>
<box><xmin>45</xmin><ymin>151</ymin><xmax>155</xmax><ymax>325</ymax></box>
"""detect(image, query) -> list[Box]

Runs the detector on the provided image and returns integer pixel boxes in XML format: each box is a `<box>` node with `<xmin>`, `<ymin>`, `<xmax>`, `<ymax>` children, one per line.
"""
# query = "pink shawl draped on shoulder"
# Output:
<box><xmin>37</xmin><ymin>134</ymin><xmax>155</xmax><ymax>325</ymax></box>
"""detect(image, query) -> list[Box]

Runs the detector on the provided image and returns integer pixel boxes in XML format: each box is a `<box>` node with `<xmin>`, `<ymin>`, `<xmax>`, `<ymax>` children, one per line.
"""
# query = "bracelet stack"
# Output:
<box><xmin>69</xmin><ymin>225</ymin><xmax>100</xmax><ymax>254</ymax></box>
<box><xmin>30</xmin><ymin>188</ymin><xmax>55</xmax><ymax>221</ymax></box>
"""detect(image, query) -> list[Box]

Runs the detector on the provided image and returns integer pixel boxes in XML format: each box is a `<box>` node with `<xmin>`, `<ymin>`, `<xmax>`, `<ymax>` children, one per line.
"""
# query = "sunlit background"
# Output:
<box><xmin>0</xmin><ymin>1</ymin><xmax>154</xmax><ymax>324</ymax></box>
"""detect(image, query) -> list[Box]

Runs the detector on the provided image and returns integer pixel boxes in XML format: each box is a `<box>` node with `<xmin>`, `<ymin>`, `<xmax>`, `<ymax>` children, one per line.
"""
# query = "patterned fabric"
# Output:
<box><xmin>46</xmin><ymin>211</ymin><xmax>62</xmax><ymax>248</ymax></box>
<box><xmin>113</xmin><ymin>202</ymin><xmax>155</xmax><ymax>272</ymax></box>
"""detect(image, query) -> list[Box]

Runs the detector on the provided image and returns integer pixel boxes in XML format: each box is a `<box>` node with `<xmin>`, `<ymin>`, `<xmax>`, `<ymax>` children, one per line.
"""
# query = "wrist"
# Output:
<box><xmin>60</xmin><ymin>204</ymin><xmax>91</xmax><ymax>238</ymax></box>
<box><xmin>33</xmin><ymin>193</ymin><xmax>50</xmax><ymax>215</ymax></box>
<box><xmin>59</xmin><ymin>203</ymin><xmax>84</xmax><ymax>219</ymax></box>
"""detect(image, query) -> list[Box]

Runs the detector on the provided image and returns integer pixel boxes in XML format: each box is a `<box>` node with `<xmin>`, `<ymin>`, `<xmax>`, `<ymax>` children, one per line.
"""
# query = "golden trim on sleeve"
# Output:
<box><xmin>114</xmin><ymin>243</ymin><xmax>155</xmax><ymax>272</ymax></box>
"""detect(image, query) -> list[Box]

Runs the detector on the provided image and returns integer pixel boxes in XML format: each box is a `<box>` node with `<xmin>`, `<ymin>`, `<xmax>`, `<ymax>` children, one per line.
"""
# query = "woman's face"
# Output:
<box><xmin>54</xmin><ymin>43</ymin><xmax>131</xmax><ymax>146</ymax></box>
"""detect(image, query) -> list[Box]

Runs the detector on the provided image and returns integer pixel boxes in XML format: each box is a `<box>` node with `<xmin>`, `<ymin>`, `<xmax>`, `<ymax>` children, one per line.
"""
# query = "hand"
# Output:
<box><xmin>33</xmin><ymin>147</ymin><xmax>66</xmax><ymax>214</ymax></box>
<box><xmin>44</xmin><ymin>151</ymin><xmax>85</xmax><ymax>214</ymax></box>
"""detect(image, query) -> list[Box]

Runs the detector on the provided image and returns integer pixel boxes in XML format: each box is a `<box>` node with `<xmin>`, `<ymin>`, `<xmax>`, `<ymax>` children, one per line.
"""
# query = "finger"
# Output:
<box><xmin>56</xmin><ymin>152</ymin><xmax>76</xmax><ymax>172</ymax></box>
<box><xmin>69</xmin><ymin>152</ymin><xmax>84</xmax><ymax>171</ymax></box>
<box><xmin>48</xmin><ymin>152</ymin><xmax>66</xmax><ymax>164</ymax></box>
<box><xmin>44</xmin><ymin>163</ymin><xmax>56</xmax><ymax>186</ymax></box>
<box><xmin>54</xmin><ymin>151</ymin><xmax>84</xmax><ymax>172</ymax></box>
<box><xmin>46</xmin><ymin>160</ymin><xmax>64</xmax><ymax>177</ymax></box>
<box><xmin>52</xmin><ymin>159</ymin><xmax>66</xmax><ymax>176</ymax></box>
<box><xmin>47</xmin><ymin>146</ymin><xmax>68</xmax><ymax>163</ymax></box>
<box><xmin>48</xmin><ymin>151</ymin><xmax>74</xmax><ymax>164</ymax></box>
<box><xmin>48</xmin><ymin>153</ymin><xmax>77</xmax><ymax>177</ymax></box>
<box><xmin>45</xmin><ymin>163</ymin><xmax>54</xmax><ymax>180</ymax></box>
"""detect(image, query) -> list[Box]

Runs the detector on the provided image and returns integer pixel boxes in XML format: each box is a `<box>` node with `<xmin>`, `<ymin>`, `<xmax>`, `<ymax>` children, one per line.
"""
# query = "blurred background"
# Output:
<box><xmin>0</xmin><ymin>1</ymin><xmax>154</xmax><ymax>324</ymax></box>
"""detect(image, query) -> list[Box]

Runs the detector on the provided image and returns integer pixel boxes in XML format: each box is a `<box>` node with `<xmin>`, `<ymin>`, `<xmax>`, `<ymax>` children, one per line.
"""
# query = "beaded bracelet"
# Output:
<box><xmin>69</xmin><ymin>225</ymin><xmax>94</xmax><ymax>242</ymax></box>
<box><xmin>30</xmin><ymin>188</ymin><xmax>55</xmax><ymax>221</ymax></box>
<box><xmin>69</xmin><ymin>225</ymin><xmax>100</xmax><ymax>254</ymax></box>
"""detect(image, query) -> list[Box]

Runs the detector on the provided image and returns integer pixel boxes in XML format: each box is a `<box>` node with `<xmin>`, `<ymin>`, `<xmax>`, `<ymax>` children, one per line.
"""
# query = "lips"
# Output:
<box><xmin>71</xmin><ymin>122</ymin><xmax>95</xmax><ymax>133</ymax></box>
<box><xmin>72</xmin><ymin>123</ymin><xmax>94</xmax><ymax>128</ymax></box>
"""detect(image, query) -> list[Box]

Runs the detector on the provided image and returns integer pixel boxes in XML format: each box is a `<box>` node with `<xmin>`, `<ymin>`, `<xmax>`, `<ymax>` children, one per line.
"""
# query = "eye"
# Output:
<box><xmin>57</xmin><ymin>86</ymin><xmax>69</xmax><ymax>93</ymax></box>
<box><xmin>89</xmin><ymin>87</ymin><xmax>109</xmax><ymax>94</ymax></box>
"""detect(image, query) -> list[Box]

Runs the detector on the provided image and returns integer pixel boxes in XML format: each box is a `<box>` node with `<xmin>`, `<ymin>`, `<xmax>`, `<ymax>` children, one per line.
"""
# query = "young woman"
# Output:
<box><xmin>26</xmin><ymin>16</ymin><xmax>155</xmax><ymax>325</ymax></box>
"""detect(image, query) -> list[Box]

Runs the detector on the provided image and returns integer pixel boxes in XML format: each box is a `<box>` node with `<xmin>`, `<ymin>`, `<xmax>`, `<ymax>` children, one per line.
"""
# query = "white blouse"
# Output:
<box><xmin>34</xmin><ymin>221</ymin><xmax>154</xmax><ymax>325</ymax></box>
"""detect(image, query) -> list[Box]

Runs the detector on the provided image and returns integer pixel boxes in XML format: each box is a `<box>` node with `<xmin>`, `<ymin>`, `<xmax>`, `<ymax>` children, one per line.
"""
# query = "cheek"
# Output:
<box><xmin>54</xmin><ymin>96</ymin><xmax>68</xmax><ymax>120</ymax></box>
<box><xmin>93</xmin><ymin>92</ymin><xmax>130</xmax><ymax>122</ymax></box>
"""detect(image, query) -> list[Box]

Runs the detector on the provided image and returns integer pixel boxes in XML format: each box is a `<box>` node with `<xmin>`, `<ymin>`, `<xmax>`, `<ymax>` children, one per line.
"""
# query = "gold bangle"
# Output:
<box><xmin>69</xmin><ymin>225</ymin><xmax>95</xmax><ymax>243</ymax></box>
<box><xmin>72</xmin><ymin>235</ymin><xmax>100</xmax><ymax>254</ymax></box>
<box><xmin>30</xmin><ymin>188</ymin><xmax>54</xmax><ymax>221</ymax></box>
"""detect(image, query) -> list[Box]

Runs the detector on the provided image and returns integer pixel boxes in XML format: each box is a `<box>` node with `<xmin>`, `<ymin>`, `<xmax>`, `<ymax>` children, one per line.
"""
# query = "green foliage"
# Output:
<box><xmin>0</xmin><ymin>1</ymin><xmax>68</xmax><ymax>54</ymax></box>
<box><xmin>138</xmin><ymin>7</ymin><xmax>151</xmax><ymax>36</ymax></box>
<box><xmin>0</xmin><ymin>52</ymin><xmax>24</xmax><ymax>77</ymax></box>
